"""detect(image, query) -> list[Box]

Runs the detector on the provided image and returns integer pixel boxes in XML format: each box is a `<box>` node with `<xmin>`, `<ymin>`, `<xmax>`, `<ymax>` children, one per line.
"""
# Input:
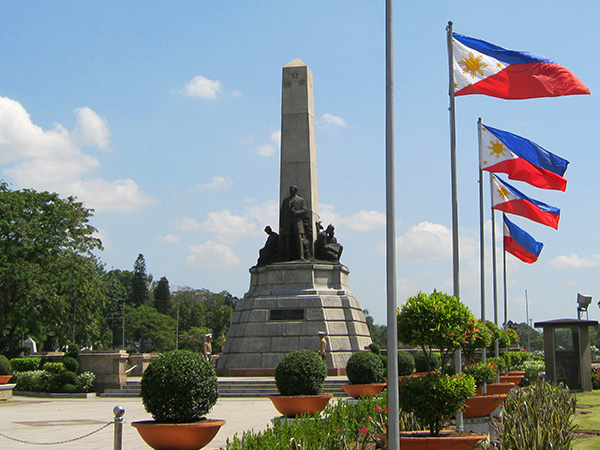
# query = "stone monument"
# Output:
<box><xmin>217</xmin><ymin>59</ymin><xmax>371</xmax><ymax>376</ymax></box>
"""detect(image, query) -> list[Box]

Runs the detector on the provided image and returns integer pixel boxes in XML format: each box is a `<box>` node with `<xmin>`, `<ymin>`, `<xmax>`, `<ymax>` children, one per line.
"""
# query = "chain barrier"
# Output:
<box><xmin>0</xmin><ymin>421</ymin><xmax>114</xmax><ymax>445</ymax></box>
<box><xmin>0</xmin><ymin>405</ymin><xmax>125</xmax><ymax>449</ymax></box>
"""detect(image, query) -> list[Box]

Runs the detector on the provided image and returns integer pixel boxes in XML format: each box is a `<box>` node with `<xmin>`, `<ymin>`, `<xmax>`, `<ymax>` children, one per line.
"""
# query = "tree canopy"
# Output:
<box><xmin>0</xmin><ymin>182</ymin><xmax>106</xmax><ymax>355</ymax></box>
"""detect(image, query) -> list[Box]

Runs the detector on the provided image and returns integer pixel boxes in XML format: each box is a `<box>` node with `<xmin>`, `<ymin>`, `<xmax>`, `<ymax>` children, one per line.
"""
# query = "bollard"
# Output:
<box><xmin>113</xmin><ymin>405</ymin><xmax>125</xmax><ymax>450</ymax></box>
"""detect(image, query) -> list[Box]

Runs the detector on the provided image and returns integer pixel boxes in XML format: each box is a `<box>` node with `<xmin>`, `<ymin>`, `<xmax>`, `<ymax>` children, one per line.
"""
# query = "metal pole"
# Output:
<box><xmin>121</xmin><ymin>301</ymin><xmax>125</xmax><ymax>350</ymax></box>
<box><xmin>490</xmin><ymin>174</ymin><xmax>500</xmax><ymax>358</ymax></box>
<box><xmin>477</xmin><ymin>119</ymin><xmax>486</xmax><ymax>326</ymax></box>
<box><xmin>525</xmin><ymin>289</ymin><xmax>530</xmax><ymax>351</ymax></box>
<box><xmin>447</xmin><ymin>21</ymin><xmax>463</xmax><ymax>432</ymax></box>
<box><xmin>176</xmin><ymin>306</ymin><xmax>179</xmax><ymax>350</ymax></box>
<box><xmin>385</xmin><ymin>2</ymin><xmax>399</xmax><ymax>449</ymax></box>
<box><xmin>503</xmin><ymin>235</ymin><xmax>508</xmax><ymax>330</ymax></box>
<box><xmin>113</xmin><ymin>405</ymin><xmax>125</xmax><ymax>450</ymax></box>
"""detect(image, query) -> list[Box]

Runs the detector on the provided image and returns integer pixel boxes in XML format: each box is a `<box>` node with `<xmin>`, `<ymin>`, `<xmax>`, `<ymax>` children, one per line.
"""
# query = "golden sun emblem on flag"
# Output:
<box><xmin>458</xmin><ymin>51</ymin><xmax>488</xmax><ymax>78</ymax></box>
<box><xmin>497</xmin><ymin>185</ymin><xmax>511</xmax><ymax>200</ymax></box>
<box><xmin>488</xmin><ymin>139</ymin><xmax>506</xmax><ymax>159</ymax></box>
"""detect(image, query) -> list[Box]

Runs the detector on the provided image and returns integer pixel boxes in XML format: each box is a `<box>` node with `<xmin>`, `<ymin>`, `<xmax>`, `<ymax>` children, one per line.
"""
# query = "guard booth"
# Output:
<box><xmin>534</xmin><ymin>318</ymin><xmax>598</xmax><ymax>391</ymax></box>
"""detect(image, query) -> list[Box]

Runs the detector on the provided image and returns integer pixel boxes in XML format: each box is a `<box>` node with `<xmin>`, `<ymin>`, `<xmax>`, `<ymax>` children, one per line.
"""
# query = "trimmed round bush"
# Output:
<box><xmin>275</xmin><ymin>350</ymin><xmax>327</xmax><ymax>396</ymax></box>
<box><xmin>49</xmin><ymin>371</ymin><xmax>78</xmax><ymax>393</ymax></box>
<box><xmin>62</xmin><ymin>356</ymin><xmax>79</xmax><ymax>373</ymax></box>
<box><xmin>43</xmin><ymin>362</ymin><xmax>66</xmax><ymax>374</ymax></box>
<box><xmin>368</xmin><ymin>343</ymin><xmax>381</xmax><ymax>355</ymax></box>
<box><xmin>346</xmin><ymin>351</ymin><xmax>385</xmax><ymax>385</ymax></box>
<box><xmin>10</xmin><ymin>357</ymin><xmax>41</xmax><ymax>372</ymax></box>
<box><xmin>141</xmin><ymin>350</ymin><xmax>219</xmax><ymax>423</ymax></box>
<box><xmin>65</xmin><ymin>343</ymin><xmax>80</xmax><ymax>360</ymax></box>
<box><xmin>414</xmin><ymin>351</ymin><xmax>440</xmax><ymax>373</ymax></box>
<box><xmin>0</xmin><ymin>355</ymin><xmax>11</xmax><ymax>375</ymax></box>
<box><xmin>398</xmin><ymin>351</ymin><xmax>415</xmax><ymax>376</ymax></box>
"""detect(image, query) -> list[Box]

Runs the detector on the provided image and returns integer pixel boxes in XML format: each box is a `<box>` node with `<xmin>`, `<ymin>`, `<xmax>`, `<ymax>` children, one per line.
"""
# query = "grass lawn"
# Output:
<box><xmin>573</xmin><ymin>390</ymin><xmax>600</xmax><ymax>449</ymax></box>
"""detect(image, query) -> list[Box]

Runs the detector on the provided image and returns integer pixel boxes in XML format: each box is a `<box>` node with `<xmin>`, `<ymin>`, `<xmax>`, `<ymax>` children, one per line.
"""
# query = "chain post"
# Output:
<box><xmin>113</xmin><ymin>405</ymin><xmax>125</xmax><ymax>450</ymax></box>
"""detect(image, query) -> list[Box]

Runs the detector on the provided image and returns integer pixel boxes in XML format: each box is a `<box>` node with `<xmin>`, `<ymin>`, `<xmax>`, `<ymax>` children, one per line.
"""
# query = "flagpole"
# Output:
<box><xmin>503</xmin><ymin>222</ymin><xmax>508</xmax><ymax>331</ymax></box>
<box><xmin>477</xmin><ymin>119</ymin><xmax>486</xmax><ymax>325</ymax></box>
<box><xmin>385</xmin><ymin>1</ymin><xmax>400</xmax><ymax>449</ymax></box>
<box><xmin>446</xmin><ymin>20</ymin><xmax>463</xmax><ymax>432</ymax></box>
<box><xmin>490</xmin><ymin>174</ymin><xmax>500</xmax><ymax>358</ymax></box>
<box><xmin>477</xmin><ymin>119</ymin><xmax>488</xmax><ymax>393</ymax></box>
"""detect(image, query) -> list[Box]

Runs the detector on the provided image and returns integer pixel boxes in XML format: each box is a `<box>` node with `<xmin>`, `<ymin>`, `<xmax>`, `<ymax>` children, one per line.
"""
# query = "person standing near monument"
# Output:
<box><xmin>203</xmin><ymin>334</ymin><xmax>212</xmax><ymax>363</ymax></box>
<box><xmin>318</xmin><ymin>331</ymin><xmax>327</xmax><ymax>361</ymax></box>
<box><xmin>279</xmin><ymin>185</ymin><xmax>308</xmax><ymax>261</ymax></box>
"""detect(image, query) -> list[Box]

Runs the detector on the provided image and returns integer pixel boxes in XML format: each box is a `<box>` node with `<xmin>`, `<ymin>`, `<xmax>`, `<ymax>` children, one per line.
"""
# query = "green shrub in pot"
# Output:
<box><xmin>346</xmin><ymin>351</ymin><xmax>384</xmax><ymax>385</ymax></box>
<box><xmin>140</xmin><ymin>349</ymin><xmax>219</xmax><ymax>423</ymax></box>
<box><xmin>275</xmin><ymin>349</ymin><xmax>327</xmax><ymax>395</ymax></box>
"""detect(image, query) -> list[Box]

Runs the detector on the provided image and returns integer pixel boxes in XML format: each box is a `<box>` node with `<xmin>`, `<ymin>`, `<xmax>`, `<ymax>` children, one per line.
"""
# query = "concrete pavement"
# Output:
<box><xmin>0</xmin><ymin>395</ymin><xmax>280</xmax><ymax>450</ymax></box>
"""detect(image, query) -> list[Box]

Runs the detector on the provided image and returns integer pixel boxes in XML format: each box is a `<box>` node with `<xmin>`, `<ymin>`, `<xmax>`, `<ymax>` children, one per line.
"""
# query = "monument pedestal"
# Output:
<box><xmin>217</xmin><ymin>262</ymin><xmax>372</xmax><ymax>376</ymax></box>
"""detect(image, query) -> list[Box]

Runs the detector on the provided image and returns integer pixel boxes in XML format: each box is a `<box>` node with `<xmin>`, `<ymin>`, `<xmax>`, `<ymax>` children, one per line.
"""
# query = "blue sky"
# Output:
<box><xmin>1</xmin><ymin>2</ymin><xmax>599</xmax><ymax>327</ymax></box>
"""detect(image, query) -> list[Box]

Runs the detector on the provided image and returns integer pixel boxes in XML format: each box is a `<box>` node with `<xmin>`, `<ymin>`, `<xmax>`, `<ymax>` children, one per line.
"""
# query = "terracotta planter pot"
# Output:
<box><xmin>499</xmin><ymin>374</ymin><xmax>523</xmax><ymax>386</ymax></box>
<box><xmin>342</xmin><ymin>383</ymin><xmax>386</xmax><ymax>399</ymax></box>
<box><xmin>463</xmin><ymin>394</ymin><xmax>506</xmax><ymax>418</ymax></box>
<box><xmin>0</xmin><ymin>375</ymin><xmax>13</xmax><ymax>384</ymax></box>
<box><xmin>268</xmin><ymin>393</ymin><xmax>333</xmax><ymax>418</ymax></box>
<box><xmin>132</xmin><ymin>419</ymin><xmax>226</xmax><ymax>450</ymax></box>
<box><xmin>508</xmin><ymin>371</ymin><xmax>525</xmax><ymax>376</ymax></box>
<box><xmin>476</xmin><ymin>382</ymin><xmax>514</xmax><ymax>396</ymax></box>
<box><xmin>375</xmin><ymin>431</ymin><xmax>486</xmax><ymax>449</ymax></box>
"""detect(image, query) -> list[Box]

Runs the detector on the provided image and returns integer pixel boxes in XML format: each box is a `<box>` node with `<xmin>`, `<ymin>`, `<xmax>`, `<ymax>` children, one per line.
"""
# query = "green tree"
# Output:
<box><xmin>125</xmin><ymin>305</ymin><xmax>176</xmax><ymax>352</ymax></box>
<box><xmin>398</xmin><ymin>290</ymin><xmax>474</xmax><ymax>372</ymax></box>
<box><xmin>153</xmin><ymin>276</ymin><xmax>172</xmax><ymax>315</ymax></box>
<box><xmin>178</xmin><ymin>326</ymin><xmax>212</xmax><ymax>353</ymax></box>
<box><xmin>0</xmin><ymin>182</ymin><xmax>106</xmax><ymax>354</ymax></box>
<box><xmin>512</xmin><ymin>321</ymin><xmax>543</xmax><ymax>352</ymax></box>
<box><xmin>102</xmin><ymin>269</ymin><xmax>132</xmax><ymax>349</ymax></box>
<box><xmin>172</xmin><ymin>288</ymin><xmax>207</xmax><ymax>332</ymax></box>
<box><xmin>130</xmin><ymin>254</ymin><xmax>150</xmax><ymax>307</ymax></box>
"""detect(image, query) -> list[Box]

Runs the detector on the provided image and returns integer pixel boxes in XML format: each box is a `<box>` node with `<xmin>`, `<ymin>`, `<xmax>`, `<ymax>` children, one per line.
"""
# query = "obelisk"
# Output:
<box><xmin>280</xmin><ymin>59</ymin><xmax>319</xmax><ymax>235</ymax></box>
<box><xmin>217</xmin><ymin>59</ymin><xmax>372</xmax><ymax>376</ymax></box>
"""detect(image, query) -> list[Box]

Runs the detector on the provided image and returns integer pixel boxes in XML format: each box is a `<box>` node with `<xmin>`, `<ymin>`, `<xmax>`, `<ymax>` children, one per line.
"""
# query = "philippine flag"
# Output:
<box><xmin>503</xmin><ymin>214</ymin><xmax>543</xmax><ymax>264</ymax></box>
<box><xmin>452</xmin><ymin>33</ymin><xmax>590</xmax><ymax>99</ymax></box>
<box><xmin>480</xmin><ymin>124</ymin><xmax>569</xmax><ymax>191</ymax></box>
<box><xmin>491</xmin><ymin>174</ymin><xmax>560</xmax><ymax>229</ymax></box>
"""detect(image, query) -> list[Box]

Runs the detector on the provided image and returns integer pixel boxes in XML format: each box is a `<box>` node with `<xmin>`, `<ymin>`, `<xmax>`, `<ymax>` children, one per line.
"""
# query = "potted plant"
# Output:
<box><xmin>0</xmin><ymin>355</ymin><xmax>12</xmax><ymax>384</ymax></box>
<box><xmin>132</xmin><ymin>350</ymin><xmax>225</xmax><ymax>450</ymax></box>
<box><xmin>398</xmin><ymin>350</ymin><xmax>415</xmax><ymax>377</ymax></box>
<box><xmin>268</xmin><ymin>349</ymin><xmax>332</xmax><ymax>417</ymax></box>
<box><xmin>397</xmin><ymin>290</ymin><xmax>474</xmax><ymax>374</ymax></box>
<box><xmin>396</xmin><ymin>291</ymin><xmax>486</xmax><ymax>449</ymax></box>
<box><xmin>462</xmin><ymin>363</ymin><xmax>506</xmax><ymax>417</ymax></box>
<box><xmin>398</xmin><ymin>373</ymin><xmax>486</xmax><ymax>448</ymax></box>
<box><xmin>342</xmin><ymin>351</ymin><xmax>386</xmax><ymax>399</ymax></box>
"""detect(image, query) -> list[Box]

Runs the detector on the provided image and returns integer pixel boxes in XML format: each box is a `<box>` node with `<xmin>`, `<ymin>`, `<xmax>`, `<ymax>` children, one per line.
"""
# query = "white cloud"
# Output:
<box><xmin>0</xmin><ymin>96</ymin><xmax>154</xmax><ymax>213</ymax></box>
<box><xmin>72</xmin><ymin>107</ymin><xmax>111</xmax><ymax>151</ymax></box>
<box><xmin>550</xmin><ymin>254</ymin><xmax>600</xmax><ymax>269</ymax></box>
<box><xmin>321</xmin><ymin>113</ymin><xmax>347</xmax><ymax>128</ymax></box>
<box><xmin>344</xmin><ymin>210</ymin><xmax>386</xmax><ymax>232</ymax></box>
<box><xmin>181</xmin><ymin>75</ymin><xmax>223</xmax><ymax>99</ymax></box>
<box><xmin>245</xmin><ymin>200</ymin><xmax>279</xmax><ymax>229</ymax></box>
<box><xmin>198</xmin><ymin>175</ymin><xmax>233</xmax><ymax>191</ymax></box>
<box><xmin>202</xmin><ymin>210</ymin><xmax>257</xmax><ymax>243</ymax></box>
<box><xmin>397</xmin><ymin>222</ymin><xmax>452</xmax><ymax>260</ymax></box>
<box><xmin>186</xmin><ymin>241</ymin><xmax>241</xmax><ymax>268</ymax></box>
<box><xmin>175</xmin><ymin>218</ymin><xmax>203</xmax><ymax>231</ymax></box>
<box><xmin>156</xmin><ymin>234</ymin><xmax>180</xmax><ymax>244</ymax></box>
<box><xmin>318</xmin><ymin>204</ymin><xmax>385</xmax><ymax>233</ymax></box>
<box><xmin>65</xmin><ymin>178</ymin><xmax>156</xmax><ymax>213</ymax></box>
<box><xmin>257</xmin><ymin>144</ymin><xmax>275</xmax><ymax>157</ymax></box>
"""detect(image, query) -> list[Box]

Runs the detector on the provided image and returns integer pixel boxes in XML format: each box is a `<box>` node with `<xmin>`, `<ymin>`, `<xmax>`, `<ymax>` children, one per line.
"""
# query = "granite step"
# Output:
<box><xmin>100</xmin><ymin>378</ymin><xmax>349</xmax><ymax>398</ymax></box>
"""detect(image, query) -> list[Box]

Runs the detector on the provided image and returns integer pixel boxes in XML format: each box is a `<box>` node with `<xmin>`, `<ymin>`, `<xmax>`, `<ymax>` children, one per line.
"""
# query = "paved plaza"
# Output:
<box><xmin>0</xmin><ymin>394</ymin><xmax>278</xmax><ymax>450</ymax></box>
